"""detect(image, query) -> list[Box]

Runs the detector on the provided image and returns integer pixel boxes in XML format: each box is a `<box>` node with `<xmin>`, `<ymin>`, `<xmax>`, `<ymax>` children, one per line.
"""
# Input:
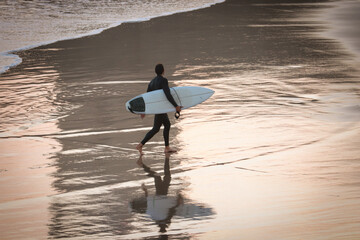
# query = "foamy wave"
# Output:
<box><xmin>0</xmin><ymin>52</ymin><xmax>22</xmax><ymax>74</ymax></box>
<box><xmin>0</xmin><ymin>0</ymin><xmax>224</xmax><ymax>75</ymax></box>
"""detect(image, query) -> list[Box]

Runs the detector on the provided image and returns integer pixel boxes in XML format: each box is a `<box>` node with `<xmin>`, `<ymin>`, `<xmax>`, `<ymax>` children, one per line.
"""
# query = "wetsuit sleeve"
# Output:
<box><xmin>162</xmin><ymin>78</ymin><xmax>178</xmax><ymax>108</ymax></box>
<box><xmin>146</xmin><ymin>83</ymin><xmax>151</xmax><ymax>92</ymax></box>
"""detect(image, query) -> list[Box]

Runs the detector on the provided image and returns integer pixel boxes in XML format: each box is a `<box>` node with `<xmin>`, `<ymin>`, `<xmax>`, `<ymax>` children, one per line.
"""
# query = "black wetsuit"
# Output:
<box><xmin>141</xmin><ymin>75</ymin><xmax>178</xmax><ymax>146</ymax></box>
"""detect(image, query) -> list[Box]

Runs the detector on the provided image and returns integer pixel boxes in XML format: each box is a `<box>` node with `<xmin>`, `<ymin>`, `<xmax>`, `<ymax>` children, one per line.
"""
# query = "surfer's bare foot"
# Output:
<box><xmin>136</xmin><ymin>143</ymin><xmax>144</xmax><ymax>155</ymax></box>
<box><xmin>165</xmin><ymin>146</ymin><xmax>177</xmax><ymax>153</ymax></box>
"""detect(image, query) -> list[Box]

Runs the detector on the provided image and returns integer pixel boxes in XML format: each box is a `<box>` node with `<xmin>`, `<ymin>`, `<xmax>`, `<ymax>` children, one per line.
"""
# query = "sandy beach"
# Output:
<box><xmin>1</xmin><ymin>0</ymin><xmax>360</xmax><ymax>239</ymax></box>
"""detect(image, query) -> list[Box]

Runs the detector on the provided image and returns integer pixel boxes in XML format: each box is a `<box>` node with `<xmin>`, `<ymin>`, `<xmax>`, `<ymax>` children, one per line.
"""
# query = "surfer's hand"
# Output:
<box><xmin>176</xmin><ymin>106</ymin><xmax>182</xmax><ymax>113</ymax></box>
<box><xmin>140</xmin><ymin>114</ymin><xmax>145</xmax><ymax>119</ymax></box>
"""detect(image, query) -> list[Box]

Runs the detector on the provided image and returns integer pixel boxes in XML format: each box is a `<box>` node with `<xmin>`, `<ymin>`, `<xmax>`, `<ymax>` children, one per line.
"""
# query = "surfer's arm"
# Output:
<box><xmin>162</xmin><ymin>79</ymin><xmax>178</xmax><ymax>108</ymax></box>
<box><xmin>142</xmin><ymin>84</ymin><xmax>150</xmax><ymax>119</ymax></box>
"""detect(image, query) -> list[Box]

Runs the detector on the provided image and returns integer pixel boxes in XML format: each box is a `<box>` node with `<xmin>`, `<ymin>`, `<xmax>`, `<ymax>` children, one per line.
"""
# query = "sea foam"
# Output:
<box><xmin>0</xmin><ymin>0</ymin><xmax>224</xmax><ymax>75</ymax></box>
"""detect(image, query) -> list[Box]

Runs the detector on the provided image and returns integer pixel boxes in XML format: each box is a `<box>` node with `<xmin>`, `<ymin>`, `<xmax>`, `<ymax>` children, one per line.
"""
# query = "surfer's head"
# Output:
<box><xmin>155</xmin><ymin>64</ymin><xmax>164</xmax><ymax>76</ymax></box>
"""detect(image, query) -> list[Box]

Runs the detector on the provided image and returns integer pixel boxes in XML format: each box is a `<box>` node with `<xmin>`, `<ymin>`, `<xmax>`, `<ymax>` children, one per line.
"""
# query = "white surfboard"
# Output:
<box><xmin>125</xmin><ymin>86</ymin><xmax>214</xmax><ymax>115</ymax></box>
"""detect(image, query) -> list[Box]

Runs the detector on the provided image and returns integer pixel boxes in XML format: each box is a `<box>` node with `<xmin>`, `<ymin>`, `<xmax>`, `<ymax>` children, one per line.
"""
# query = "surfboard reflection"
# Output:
<box><xmin>129</xmin><ymin>154</ymin><xmax>215</xmax><ymax>235</ymax></box>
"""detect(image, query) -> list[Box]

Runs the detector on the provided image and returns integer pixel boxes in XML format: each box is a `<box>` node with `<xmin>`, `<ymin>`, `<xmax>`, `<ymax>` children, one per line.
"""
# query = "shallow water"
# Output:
<box><xmin>1</xmin><ymin>0</ymin><xmax>360</xmax><ymax>239</ymax></box>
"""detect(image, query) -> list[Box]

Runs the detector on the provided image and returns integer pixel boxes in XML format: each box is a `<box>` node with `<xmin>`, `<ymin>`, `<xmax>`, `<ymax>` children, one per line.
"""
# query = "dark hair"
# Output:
<box><xmin>155</xmin><ymin>64</ymin><xmax>164</xmax><ymax>75</ymax></box>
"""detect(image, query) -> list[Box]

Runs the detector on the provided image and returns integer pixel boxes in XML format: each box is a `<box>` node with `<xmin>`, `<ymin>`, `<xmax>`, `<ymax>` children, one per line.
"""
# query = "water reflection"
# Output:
<box><xmin>129</xmin><ymin>154</ymin><xmax>215</xmax><ymax>237</ymax></box>
<box><xmin>48</xmin><ymin>150</ymin><xmax>214</xmax><ymax>239</ymax></box>
<box><xmin>130</xmin><ymin>154</ymin><xmax>183</xmax><ymax>233</ymax></box>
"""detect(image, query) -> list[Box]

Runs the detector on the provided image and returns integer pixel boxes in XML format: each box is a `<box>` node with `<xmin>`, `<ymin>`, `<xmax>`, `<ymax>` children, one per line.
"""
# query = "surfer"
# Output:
<box><xmin>136</xmin><ymin>64</ymin><xmax>182</xmax><ymax>154</ymax></box>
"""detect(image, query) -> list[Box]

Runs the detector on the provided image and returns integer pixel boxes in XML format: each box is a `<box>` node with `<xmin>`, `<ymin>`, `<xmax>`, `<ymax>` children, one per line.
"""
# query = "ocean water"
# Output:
<box><xmin>1</xmin><ymin>0</ymin><xmax>360</xmax><ymax>239</ymax></box>
<box><xmin>0</xmin><ymin>0</ymin><xmax>224</xmax><ymax>74</ymax></box>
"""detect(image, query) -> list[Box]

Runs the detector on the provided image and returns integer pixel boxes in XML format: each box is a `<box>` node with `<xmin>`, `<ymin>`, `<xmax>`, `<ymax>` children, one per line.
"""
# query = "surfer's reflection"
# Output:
<box><xmin>130</xmin><ymin>153</ymin><xmax>183</xmax><ymax>233</ymax></box>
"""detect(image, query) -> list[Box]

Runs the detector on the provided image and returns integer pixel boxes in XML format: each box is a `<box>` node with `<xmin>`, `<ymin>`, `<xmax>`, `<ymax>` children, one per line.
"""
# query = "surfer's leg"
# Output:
<box><xmin>137</xmin><ymin>115</ymin><xmax>162</xmax><ymax>154</ymax></box>
<box><xmin>162</xmin><ymin>114</ymin><xmax>177</xmax><ymax>153</ymax></box>
<box><xmin>162</xmin><ymin>114</ymin><xmax>171</xmax><ymax>147</ymax></box>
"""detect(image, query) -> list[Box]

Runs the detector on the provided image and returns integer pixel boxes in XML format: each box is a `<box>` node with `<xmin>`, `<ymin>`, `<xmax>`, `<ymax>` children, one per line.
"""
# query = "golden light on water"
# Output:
<box><xmin>178</xmin><ymin>120</ymin><xmax>360</xmax><ymax>238</ymax></box>
<box><xmin>0</xmin><ymin>64</ymin><xmax>62</xmax><ymax>239</ymax></box>
<box><xmin>172</xmin><ymin>73</ymin><xmax>360</xmax><ymax>238</ymax></box>
<box><xmin>1</xmin><ymin>0</ymin><xmax>360</xmax><ymax>238</ymax></box>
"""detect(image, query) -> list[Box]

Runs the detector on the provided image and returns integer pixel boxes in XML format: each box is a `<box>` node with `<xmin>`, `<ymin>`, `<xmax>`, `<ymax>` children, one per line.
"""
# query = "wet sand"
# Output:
<box><xmin>1</xmin><ymin>0</ymin><xmax>360</xmax><ymax>239</ymax></box>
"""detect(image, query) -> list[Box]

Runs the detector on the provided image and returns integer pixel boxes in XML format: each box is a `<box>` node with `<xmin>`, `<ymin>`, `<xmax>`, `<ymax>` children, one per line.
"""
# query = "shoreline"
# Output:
<box><xmin>0</xmin><ymin>0</ymin><xmax>224</xmax><ymax>75</ymax></box>
<box><xmin>2</xmin><ymin>0</ymin><xmax>359</xmax><ymax>76</ymax></box>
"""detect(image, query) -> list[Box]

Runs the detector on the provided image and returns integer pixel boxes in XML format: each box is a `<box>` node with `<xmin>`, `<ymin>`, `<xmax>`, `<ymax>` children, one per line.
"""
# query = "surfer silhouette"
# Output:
<box><xmin>130</xmin><ymin>154</ymin><xmax>183</xmax><ymax>233</ymax></box>
<box><xmin>136</xmin><ymin>64</ymin><xmax>182</xmax><ymax>154</ymax></box>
